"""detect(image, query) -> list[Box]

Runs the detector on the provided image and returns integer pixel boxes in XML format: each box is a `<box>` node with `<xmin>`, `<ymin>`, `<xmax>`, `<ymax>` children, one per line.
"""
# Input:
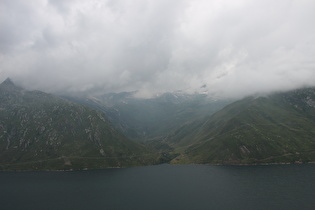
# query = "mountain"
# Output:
<box><xmin>0</xmin><ymin>78</ymin><xmax>158</xmax><ymax>171</ymax></box>
<box><xmin>63</xmin><ymin>92</ymin><xmax>232</xmax><ymax>141</ymax></box>
<box><xmin>170</xmin><ymin>88</ymin><xmax>315</xmax><ymax>165</ymax></box>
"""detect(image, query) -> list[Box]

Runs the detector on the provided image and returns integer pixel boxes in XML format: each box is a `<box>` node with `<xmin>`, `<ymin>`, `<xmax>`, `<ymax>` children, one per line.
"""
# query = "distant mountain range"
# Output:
<box><xmin>0</xmin><ymin>78</ymin><xmax>158</xmax><ymax>170</ymax></box>
<box><xmin>1</xmin><ymin>78</ymin><xmax>315</xmax><ymax>170</ymax></box>
<box><xmin>63</xmin><ymin>91</ymin><xmax>232</xmax><ymax>141</ymax></box>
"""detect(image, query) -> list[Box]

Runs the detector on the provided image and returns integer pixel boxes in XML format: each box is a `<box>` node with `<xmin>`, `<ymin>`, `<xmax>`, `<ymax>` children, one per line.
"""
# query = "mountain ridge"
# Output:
<box><xmin>0</xmin><ymin>79</ymin><xmax>158</xmax><ymax>170</ymax></box>
<box><xmin>2</xmin><ymin>78</ymin><xmax>315</xmax><ymax>169</ymax></box>
<box><xmin>170</xmin><ymin>88</ymin><xmax>315</xmax><ymax>165</ymax></box>
<box><xmin>62</xmin><ymin>91</ymin><xmax>232</xmax><ymax>141</ymax></box>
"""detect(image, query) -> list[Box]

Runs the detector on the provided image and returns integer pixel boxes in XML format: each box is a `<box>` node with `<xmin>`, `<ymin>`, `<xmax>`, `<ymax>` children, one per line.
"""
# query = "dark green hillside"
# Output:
<box><xmin>0</xmin><ymin>78</ymin><xmax>158</xmax><ymax>171</ymax></box>
<box><xmin>171</xmin><ymin>88</ymin><xmax>315</xmax><ymax>165</ymax></box>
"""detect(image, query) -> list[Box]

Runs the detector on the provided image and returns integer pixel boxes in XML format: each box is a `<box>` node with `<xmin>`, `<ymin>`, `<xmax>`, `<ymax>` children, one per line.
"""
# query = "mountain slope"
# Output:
<box><xmin>171</xmin><ymin>88</ymin><xmax>315</xmax><ymax>164</ymax></box>
<box><xmin>64</xmin><ymin>92</ymin><xmax>232</xmax><ymax>141</ymax></box>
<box><xmin>0</xmin><ymin>78</ymin><xmax>158</xmax><ymax>170</ymax></box>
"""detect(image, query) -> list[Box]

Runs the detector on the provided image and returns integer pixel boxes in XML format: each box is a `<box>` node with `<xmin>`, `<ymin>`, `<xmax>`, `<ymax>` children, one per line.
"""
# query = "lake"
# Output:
<box><xmin>0</xmin><ymin>164</ymin><xmax>315</xmax><ymax>210</ymax></box>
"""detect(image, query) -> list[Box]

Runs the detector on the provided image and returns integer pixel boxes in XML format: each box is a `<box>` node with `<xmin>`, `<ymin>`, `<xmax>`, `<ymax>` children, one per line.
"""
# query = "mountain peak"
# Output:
<box><xmin>0</xmin><ymin>77</ymin><xmax>23</xmax><ymax>93</ymax></box>
<box><xmin>1</xmin><ymin>77</ymin><xmax>15</xmax><ymax>86</ymax></box>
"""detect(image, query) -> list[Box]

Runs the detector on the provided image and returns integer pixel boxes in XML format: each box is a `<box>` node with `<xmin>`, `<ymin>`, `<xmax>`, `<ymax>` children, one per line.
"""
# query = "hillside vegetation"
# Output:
<box><xmin>2</xmin><ymin>77</ymin><xmax>315</xmax><ymax>169</ymax></box>
<box><xmin>170</xmin><ymin>88</ymin><xmax>315</xmax><ymax>164</ymax></box>
<box><xmin>0</xmin><ymin>79</ymin><xmax>158</xmax><ymax>170</ymax></box>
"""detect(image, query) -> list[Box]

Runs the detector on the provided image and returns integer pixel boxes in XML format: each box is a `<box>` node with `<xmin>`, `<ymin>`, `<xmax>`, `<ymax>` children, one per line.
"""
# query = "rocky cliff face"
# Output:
<box><xmin>0</xmin><ymin>78</ymin><xmax>157</xmax><ymax>170</ymax></box>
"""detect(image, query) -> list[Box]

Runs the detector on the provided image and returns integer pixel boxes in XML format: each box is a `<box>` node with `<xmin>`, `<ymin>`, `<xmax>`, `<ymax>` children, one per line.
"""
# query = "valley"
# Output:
<box><xmin>1</xmin><ymin>78</ymin><xmax>315</xmax><ymax>170</ymax></box>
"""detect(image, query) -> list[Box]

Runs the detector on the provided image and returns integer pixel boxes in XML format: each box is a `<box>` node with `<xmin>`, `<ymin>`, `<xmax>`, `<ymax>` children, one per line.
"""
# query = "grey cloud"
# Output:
<box><xmin>1</xmin><ymin>0</ymin><xmax>315</xmax><ymax>98</ymax></box>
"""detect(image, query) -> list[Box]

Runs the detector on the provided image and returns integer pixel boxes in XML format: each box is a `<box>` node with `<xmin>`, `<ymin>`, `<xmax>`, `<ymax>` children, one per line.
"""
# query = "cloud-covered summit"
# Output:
<box><xmin>1</xmin><ymin>0</ymin><xmax>315</xmax><ymax>98</ymax></box>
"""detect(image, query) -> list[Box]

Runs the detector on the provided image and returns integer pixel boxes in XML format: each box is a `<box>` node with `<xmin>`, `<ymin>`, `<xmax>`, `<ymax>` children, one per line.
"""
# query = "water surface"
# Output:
<box><xmin>0</xmin><ymin>164</ymin><xmax>314</xmax><ymax>210</ymax></box>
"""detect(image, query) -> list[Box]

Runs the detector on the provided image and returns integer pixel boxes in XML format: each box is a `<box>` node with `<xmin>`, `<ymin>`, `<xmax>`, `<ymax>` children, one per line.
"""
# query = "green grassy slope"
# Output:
<box><xmin>171</xmin><ymin>88</ymin><xmax>315</xmax><ymax>164</ymax></box>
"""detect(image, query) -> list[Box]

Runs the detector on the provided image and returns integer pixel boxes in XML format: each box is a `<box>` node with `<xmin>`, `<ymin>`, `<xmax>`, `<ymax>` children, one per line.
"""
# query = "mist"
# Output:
<box><xmin>1</xmin><ymin>0</ymin><xmax>315</xmax><ymax>98</ymax></box>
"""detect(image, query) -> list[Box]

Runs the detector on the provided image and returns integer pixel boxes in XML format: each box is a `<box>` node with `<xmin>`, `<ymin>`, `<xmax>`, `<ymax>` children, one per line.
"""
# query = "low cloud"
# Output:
<box><xmin>1</xmin><ymin>0</ymin><xmax>315</xmax><ymax>98</ymax></box>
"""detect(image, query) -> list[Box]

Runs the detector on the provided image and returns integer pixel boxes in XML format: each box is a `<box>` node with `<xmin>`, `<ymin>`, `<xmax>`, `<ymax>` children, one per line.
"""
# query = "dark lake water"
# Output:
<box><xmin>0</xmin><ymin>164</ymin><xmax>315</xmax><ymax>210</ymax></box>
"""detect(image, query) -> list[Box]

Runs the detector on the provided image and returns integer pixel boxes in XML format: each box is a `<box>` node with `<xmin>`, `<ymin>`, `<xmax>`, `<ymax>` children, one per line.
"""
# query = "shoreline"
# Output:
<box><xmin>1</xmin><ymin>161</ymin><xmax>315</xmax><ymax>172</ymax></box>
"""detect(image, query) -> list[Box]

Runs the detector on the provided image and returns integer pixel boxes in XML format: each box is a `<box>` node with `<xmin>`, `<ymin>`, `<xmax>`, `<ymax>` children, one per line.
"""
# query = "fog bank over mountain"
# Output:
<box><xmin>1</xmin><ymin>0</ymin><xmax>315</xmax><ymax>98</ymax></box>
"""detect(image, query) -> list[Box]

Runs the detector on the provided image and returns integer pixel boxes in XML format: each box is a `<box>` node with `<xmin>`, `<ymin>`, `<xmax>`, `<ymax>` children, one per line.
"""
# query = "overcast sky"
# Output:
<box><xmin>1</xmin><ymin>0</ymin><xmax>315</xmax><ymax>98</ymax></box>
